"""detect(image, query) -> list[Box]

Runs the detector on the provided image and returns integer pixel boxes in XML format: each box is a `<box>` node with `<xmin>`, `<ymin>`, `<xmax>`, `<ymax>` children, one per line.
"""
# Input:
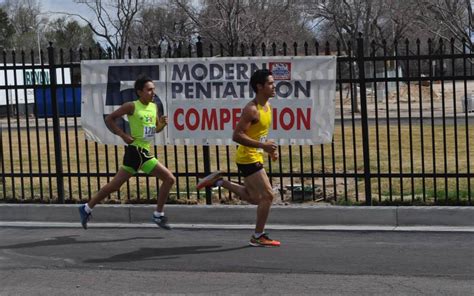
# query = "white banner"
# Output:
<box><xmin>81</xmin><ymin>59</ymin><xmax>167</xmax><ymax>145</ymax></box>
<box><xmin>81</xmin><ymin>56</ymin><xmax>336</xmax><ymax>145</ymax></box>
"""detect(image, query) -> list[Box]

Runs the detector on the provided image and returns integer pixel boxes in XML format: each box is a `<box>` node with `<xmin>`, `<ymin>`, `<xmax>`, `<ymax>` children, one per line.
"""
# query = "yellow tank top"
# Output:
<box><xmin>235</xmin><ymin>102</ymin><xmax>272</xmax><ymax>164</ymax></box>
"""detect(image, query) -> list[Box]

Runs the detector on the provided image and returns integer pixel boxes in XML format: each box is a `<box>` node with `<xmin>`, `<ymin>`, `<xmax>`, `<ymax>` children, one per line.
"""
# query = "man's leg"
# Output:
<box><xmin>149</xmin><ymin>162</ymin><xmax>175</xmax><ymax>229</ymax></box>
<box><xmin>88</xmin><ymin>168</ymin><xmax>132</xmax><ymax>207</ymax></box>
<box><xmin>219</xmin><ymin>180</ymin><xmax>259</xmax><ymax>205</ymax></box>
<box><xmin>197</xmin><ymin>169</ymin><xmax>279</xmax><ymax>246</ymax></box>
<box><xmin>243</xmin><ymin>169</ymin><xmax>274</xmax><ymax>233</ymax></box>
<box><xmin>150</xmin><ymin>162</ymin><xmax>176</xmax><ymax>212</ymax></box>
<box><xmin>197</xmin><ymin>172</ymin><xmax>259</xmax><ymax>204</ymax></box>
<box><xmin>79</xmin><ymin>168</ymin><xmax>132</xmax><ymax>229</ymax></box>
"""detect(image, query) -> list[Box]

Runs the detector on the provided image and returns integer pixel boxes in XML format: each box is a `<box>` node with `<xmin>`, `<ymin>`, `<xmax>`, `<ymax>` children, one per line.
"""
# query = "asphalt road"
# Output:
<box><xmin>0</xmin><ymin>227</ymin><xmax>473</xmax><ymax>295</ymax></box>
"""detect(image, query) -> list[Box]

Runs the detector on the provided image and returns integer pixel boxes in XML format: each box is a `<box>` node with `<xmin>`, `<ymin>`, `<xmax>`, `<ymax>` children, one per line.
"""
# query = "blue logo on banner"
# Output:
<box><xmin>104</xmin><ymin>65</ymin><xmax>163</xmax><ymax>134</ymax></box>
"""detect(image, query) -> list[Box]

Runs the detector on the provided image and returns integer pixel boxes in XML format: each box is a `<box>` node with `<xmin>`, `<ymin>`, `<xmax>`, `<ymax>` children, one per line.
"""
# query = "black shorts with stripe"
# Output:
<box><xmin>236</xmin><ymin>162</ymin><xmax>263</xmax><ymax>177</ymax></box>
<box><xmin>122</xmin><ymin>145</ymin><xmax>157</xmax><ymax>174</ymax></box>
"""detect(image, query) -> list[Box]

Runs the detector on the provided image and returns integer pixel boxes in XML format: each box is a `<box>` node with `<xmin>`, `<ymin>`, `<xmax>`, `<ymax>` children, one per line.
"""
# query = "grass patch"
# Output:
<box><xmin>2</xmin><ymin>121</ymin><xmax>474</xmax><ymax>204</ymax></box>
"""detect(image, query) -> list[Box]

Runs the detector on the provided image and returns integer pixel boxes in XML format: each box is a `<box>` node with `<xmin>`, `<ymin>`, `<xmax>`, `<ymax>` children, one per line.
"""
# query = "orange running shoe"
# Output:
<box><xmin>196</xmin><ymin>171</ymin><xmax>222</xmax><ymax>190</ymax></box>
<box><xmin>249</xmin><ymin>233</ymin><xmax>281</xmax><ymax>247</ymax></box>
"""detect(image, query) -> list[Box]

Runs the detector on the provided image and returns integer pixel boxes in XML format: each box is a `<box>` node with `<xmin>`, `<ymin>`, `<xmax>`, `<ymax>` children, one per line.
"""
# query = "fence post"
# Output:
<box><xmin>196</xmin><ymin>37</ymin><xmax>213</xmax><ymax>205</ymax></box>
<box><xmin>47</xmin><ymin>42</ymin><xmax>64</xmax><ymax>203</ymax></box>
<box><xmin>356</xmin><ymin>33</ymin><xmax>372</xmax><ymax>205</ymax></box>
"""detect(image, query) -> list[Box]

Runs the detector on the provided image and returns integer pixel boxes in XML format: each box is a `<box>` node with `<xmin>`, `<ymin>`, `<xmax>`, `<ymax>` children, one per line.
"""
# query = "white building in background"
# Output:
<box><xmin>0</xmin><ymin>66</ymin><xmax>71</xmax><ymax>115</ymax></box>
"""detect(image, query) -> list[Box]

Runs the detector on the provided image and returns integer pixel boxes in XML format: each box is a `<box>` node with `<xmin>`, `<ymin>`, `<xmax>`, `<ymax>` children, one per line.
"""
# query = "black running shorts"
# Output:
<box><xmin>236</xmin><ymin>162</ymin><xmax>263</xmax><ymax>177</ymax></box>
<box><xmin>122</xmin><ymin>145</ymin><xmax>158</xmax><ymax>175</ymax></box>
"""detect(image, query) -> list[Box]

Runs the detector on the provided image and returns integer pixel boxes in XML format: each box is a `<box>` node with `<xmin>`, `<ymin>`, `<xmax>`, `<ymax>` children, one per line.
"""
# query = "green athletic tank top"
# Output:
<box><xmin>128</xmin><ymin>100</ymin><xmax>157</xmax><ymax>150</ymax></box>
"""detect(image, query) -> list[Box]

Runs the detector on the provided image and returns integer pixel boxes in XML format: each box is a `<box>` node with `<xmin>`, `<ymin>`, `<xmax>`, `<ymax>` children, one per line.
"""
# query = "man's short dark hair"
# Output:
<box><xmin>250</xmin><ymin>69</ymin><xmax>272</xmax><ymax>93</ymax></box>
<box><xmin>134</xmin><ymin>75</ymin><xmax>153</xmax><ymax>94</ymax></box>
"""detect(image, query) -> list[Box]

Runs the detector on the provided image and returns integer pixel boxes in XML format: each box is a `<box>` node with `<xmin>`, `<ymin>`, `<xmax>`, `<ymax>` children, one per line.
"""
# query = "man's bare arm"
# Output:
<box><xmin>156</xmin><ymin>115</ymin><xmax>168</xmax><ymax>133</ymax></box>
<box><xmin>105</xmin><ymin>102</ymin><xmax>134</xmax><ymax>144</ymax></box>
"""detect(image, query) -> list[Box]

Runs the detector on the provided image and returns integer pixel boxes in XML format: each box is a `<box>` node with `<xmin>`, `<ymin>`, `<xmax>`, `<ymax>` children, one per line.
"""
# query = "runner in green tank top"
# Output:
<box><xmin>78</xmin><ymin>75</ymin><xmax>175</xmax><ymax>230</ymax></box>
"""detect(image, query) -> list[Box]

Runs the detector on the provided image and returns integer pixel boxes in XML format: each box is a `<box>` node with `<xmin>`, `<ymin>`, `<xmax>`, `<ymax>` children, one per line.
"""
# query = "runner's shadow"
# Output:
<box><xmin>85</xmin><ymin>245</ymin><xmax>250</xmax><ymax>263</ymax></box>
<box><xmin>0</xmin><ymin>235</ymin><xmax>163</xmax><ymax>250</ymax></box>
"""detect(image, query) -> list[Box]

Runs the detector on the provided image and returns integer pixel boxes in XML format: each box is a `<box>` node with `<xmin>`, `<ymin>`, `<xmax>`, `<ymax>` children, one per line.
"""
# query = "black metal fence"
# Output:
<box><xmin>1</xmin><ymin>35</ymin><xmax>473</xmax><ymax>205</ymax></box>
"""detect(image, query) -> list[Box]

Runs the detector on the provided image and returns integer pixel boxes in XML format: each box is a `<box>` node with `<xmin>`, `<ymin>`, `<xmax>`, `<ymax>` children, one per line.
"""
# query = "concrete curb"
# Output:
<box><xmin>0</xmin><ymin>204</ymin><xmax>473</xmax><ymax>227</ymax></box>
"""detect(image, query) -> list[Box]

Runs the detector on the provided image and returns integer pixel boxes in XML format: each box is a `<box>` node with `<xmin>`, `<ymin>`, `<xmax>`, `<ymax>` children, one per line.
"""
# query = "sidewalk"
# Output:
<box><xmin>0</xmin><ymin>204</ymin><xmax>473</xmax><ymax>231</ymax></box>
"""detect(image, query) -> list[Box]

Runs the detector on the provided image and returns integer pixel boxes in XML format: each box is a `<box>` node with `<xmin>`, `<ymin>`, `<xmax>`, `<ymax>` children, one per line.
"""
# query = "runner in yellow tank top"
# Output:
<box><xmin>78</xmin><ymin>75</ymin><xmax>175</xmax><ymax>230</ymax></box>
<box><xmin>198</xmin><ymin>69</ymin><xmax>281</xmax><ymax>247</ymax></box>
<box><xmin>235</xmin><ymin>102</ymin><xmax>272</xmax><ymax>164</ymax></box>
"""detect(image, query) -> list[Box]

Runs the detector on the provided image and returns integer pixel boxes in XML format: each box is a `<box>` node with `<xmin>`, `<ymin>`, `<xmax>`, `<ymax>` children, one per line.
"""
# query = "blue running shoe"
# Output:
<box><xmin>153</xmin><ymin>214</ymin><xmax>171</xmax><ymax>230</ymax></box>
<box><xmin>79</xmin><ymin>205</ymin><xmax>91</xmax><ymax>229</ymax></box>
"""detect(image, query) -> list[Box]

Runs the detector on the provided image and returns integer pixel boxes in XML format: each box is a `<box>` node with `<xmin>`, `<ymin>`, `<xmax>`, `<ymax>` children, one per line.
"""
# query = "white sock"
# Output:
<box><xmin>254</xmin><ymin>232</ymin><xmax>264</xmax><ymax>238</ymax></box>
<box><xmin>84</xmin><ymin>203</ymin><xmax>92</xmax><ymax>214</ymax></box>
<box><xmin>154</xmin><ymin>211</ymin><xmax>164</xmax><ymax>217</ymax></box>
<box><xmin>215</xmin><ymin>179</ymin><xmax>224</xmax><ymax>187</ymax></box>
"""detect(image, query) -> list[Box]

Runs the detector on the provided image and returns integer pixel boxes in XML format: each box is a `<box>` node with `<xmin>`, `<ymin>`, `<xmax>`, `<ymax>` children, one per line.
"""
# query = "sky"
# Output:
<box><xmin>38</xmin><ymin>0</ymin><xmax>96</xmax><ymax>25</ymax></box>
<box><xmin>0</xmin><ymin>0</ymin><xmax>96</xmax><ymax>25</ymax></box>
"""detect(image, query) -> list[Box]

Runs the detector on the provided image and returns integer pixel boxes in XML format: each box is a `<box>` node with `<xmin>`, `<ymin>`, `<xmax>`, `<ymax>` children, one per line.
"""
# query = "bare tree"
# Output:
<box><xmin>416</xmin><ymin>0</ymin><xmax>473</xmax><ymax>51</ymax></box>
<box><xmin>175</xmin><ymin>0</ymin><xmax>314</xmax><ymax>56</ymax></box>
<box><xmin>302</xmin><ymin>0</ymin><xmax>427</xmax><ymax>112</ymax></box>
<box><xmin>128</xmin><ymin>0</ymin><xmax>195</xmax><ymax>57</ymax></box>
<box><xmin>2</xmin><ymin>0</ymin><xmax>46</xmax><ymax>53</ymax></box>
<box><xmin>72</xmin><ymin>0</ymin><xmax>144</xmax><ymax>58</ymax></box>
<box><xmin>45</xmin><ymin>18</ymin><xmax>97</xmax><ymax>51</ymax></box>
<box><xmin>0</xmin><ymin>7</ymin><xmax>15</xmax><ymax>51</ymax></box>
<box><xmin>303</xmin><ymin>0</ymin><xmax>420</xmax><ymax>54</ymax></box>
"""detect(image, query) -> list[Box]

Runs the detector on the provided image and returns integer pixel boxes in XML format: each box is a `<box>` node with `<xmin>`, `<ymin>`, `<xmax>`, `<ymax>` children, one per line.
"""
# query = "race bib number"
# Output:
<box><xmin>257</xmin><ymin>135</ymin><xmax>267</xmax><ymax>153</ymax></box>
<box><xmin>143</xmin><ymin>126</ymin><xmax>155</xmax><ymax>142</ymax></box>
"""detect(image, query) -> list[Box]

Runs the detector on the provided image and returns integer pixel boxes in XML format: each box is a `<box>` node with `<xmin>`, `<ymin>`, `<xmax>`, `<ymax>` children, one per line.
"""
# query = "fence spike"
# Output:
<box><xmin>196</xmin><ymin>37</ymin><xmax>203</xmax><ymax>57</ymax></box>
<box><xmin>370</xmin><ymin>40</ymin><xmax>376</xmax><ymax>56</ymax></box>
<box><xmin>59</xmin><ymin>48</ymin><xmax>64</xmax><ymax>63</ymax></box>
<box><xmin>29</xmin><ymin>49</ymin><xmax>35</xmax><ymax>64</ymax></box>
<box><xmin>175</xmin><ymin>41</ymin><xmax>183</xmax><ymax>58</ymax></box>
<box><xmin>68</xmin><ymin>48</ymin><xmax>74</xmax><ymax>62</ymax></box>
